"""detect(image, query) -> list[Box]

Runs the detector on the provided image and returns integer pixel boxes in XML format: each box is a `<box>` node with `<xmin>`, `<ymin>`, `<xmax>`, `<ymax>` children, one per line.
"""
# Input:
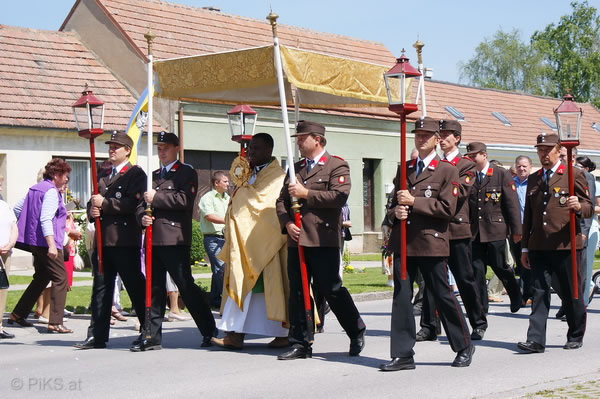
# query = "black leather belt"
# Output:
<box><xmin>204</xmin><ymin>233</ymin><xmax>224</xmax><ymax>238</ymax></box>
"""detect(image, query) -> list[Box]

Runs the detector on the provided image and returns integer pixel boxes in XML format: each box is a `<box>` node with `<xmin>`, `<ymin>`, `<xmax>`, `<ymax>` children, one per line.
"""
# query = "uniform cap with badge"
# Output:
<box><xmin>105</xmin><ymin>131</ymin><xmax>133</xmax><ymax>148</ymax></box>
<box><xmin>439</xmin><ymin>119</ymin><xmax>462</xmax><ymax>135</ymax></box>
<box><xmin>411</xmin><ymin>116</ymin><xmax>439</xmax><ymax>134</ymax></box>
<box><xmin>291</xmin><ymin>120</ymin><xmax>326</xmax><ymax>137</ymax></box>
<box><xmin>534</xmin><ymin>133</ymin><xmax>559</xmax><ymax>147</ymax></box>
<box><xmin>157</xmin><ymin>131</ymin><xmax>180</xmax><ymax>146</ymax></box>
<box><xmin>465</xmin><ymin>142</ymin><xmax>487</xmax><ymax>156</ymax></box>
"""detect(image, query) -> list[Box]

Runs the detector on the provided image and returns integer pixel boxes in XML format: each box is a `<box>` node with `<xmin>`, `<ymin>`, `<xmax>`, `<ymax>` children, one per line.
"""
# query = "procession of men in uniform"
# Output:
<box><xmin>6</xmin><ymin>118</ymin><xmax>591</xmax><ymax>371</ymax></box>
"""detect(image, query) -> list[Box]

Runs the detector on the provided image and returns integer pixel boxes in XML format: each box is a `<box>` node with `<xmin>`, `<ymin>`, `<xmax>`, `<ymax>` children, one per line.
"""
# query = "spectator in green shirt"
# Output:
<box><xmin>198</xmin><ymin>171</ymin><xmax>230</xmax><ymax>308</ymax></box>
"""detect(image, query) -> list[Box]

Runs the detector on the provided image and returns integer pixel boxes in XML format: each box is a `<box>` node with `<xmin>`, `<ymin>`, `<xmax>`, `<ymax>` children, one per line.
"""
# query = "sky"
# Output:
<box><xmin>1</xmin><ymin>0</ymin><xmax>598</xmax><ymax>83</ymax></box>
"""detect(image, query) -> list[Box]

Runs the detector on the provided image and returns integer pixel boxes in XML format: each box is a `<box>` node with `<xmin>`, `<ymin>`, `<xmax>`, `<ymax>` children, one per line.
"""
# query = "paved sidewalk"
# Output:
<box><xmin>1</xmin><ymin>292</ymin><xmax>599</xmax><ymax>399</ymax></box>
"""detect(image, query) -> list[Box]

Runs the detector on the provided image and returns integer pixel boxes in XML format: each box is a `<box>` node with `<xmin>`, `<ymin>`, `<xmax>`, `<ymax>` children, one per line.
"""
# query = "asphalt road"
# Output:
<box><xmin>1</xmin><ymin>294</ymin><xmax>599</xmax><ymax>399</ymax></box>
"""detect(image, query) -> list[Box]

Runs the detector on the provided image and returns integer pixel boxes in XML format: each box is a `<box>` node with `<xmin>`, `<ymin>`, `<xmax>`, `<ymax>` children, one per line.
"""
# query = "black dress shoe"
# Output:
<box><xmin>517</xmin><ymin>341</ymin><xmax>545</xmax><ymax>353</ymax></box>
<box><xmin>7</xmin><ymin>313</ymin><xmax>33</xmax><ymax>327</ymax></box>
<box><xmin>563</xmin><ymin>341</ymin><xmax>583</xmax><ymax>350</ymax></box>
<box><xmin>277</xmin><ymin>344</ymin><xmax>311</xmax><ymax>360</ymax></box>
<box><xmin>130</xmin><ymin>339</ymin><xmax>162</xmax><ymax>352</ymax></box>
<box><xmin>201</xmin><ymin>335</ymin><xmax>213</xmax><ymax>348</ymax></box>
<box><xmin>73</xmin><ymin>337</ymin><xmax>106</xmax><ymax>350</ymax></box>
<box><xmin>452</xmin><ymin>345</ymin><xmax>475</xmax><ymax>367</ymax></box>
<box><xmin>379</xmin><ymin>357</ymin><xmax>416</xmax><ymax>371</ymax></box>
<box><xmin>131</xmin><ymin>334</ymin><xmax>143</xmax><ymax>346</ymax></box>
<box><xmin>0</xmin><ymin>330</ymin><xmax>15</xmax><ymax>339</ymax></box>
<box><xmin>415</xmin><ymin>329</ymin><xmax>437</xmax><ymax>342</ymax></box>
<box><xmin>510</xmin><ymin>295</ymin><xmax>522</xmax><ymax>313</ymax></box>
<box><xmin>470</xmin><ymin>328</ymin><xmax>486</xmax><ymax>340</ymax></box>
<box><xmin>349</xmin><ymin>335</ymin><xmax>365</xmax><ymax>356</ymax></box>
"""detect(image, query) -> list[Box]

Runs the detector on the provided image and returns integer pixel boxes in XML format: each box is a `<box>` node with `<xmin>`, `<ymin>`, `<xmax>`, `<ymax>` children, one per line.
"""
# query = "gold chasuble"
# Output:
<box><xmin>218</xmin><ymin>159</ymin><xmax>289</xmax><ymax>324</ymax></box>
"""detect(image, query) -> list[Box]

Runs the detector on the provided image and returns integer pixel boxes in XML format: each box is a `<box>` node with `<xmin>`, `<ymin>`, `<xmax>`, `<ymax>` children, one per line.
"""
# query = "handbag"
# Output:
<box><xmin>0</xmin><ymin>256</ymin><xmax>9</xmax><ymax>290</ymax></box>
<box><xmin>343</xmin><ymin>227</ymin><xmax>352</xmax><ymax>241</ymax></box>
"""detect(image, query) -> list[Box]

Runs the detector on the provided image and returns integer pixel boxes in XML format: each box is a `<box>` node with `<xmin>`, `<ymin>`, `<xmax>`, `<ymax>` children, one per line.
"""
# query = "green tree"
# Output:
<box><xmin>531</xmin><ymin>1</ymin><xmax>600</xmax><ymax>106</ymax></box>
<box><xmin>458</xmin><ymin>29</ymin><xmax>549</xmax><ymax>94</ymax></box>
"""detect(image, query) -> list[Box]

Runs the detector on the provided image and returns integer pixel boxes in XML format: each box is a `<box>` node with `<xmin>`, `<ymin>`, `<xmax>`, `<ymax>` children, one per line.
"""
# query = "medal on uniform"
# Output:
<box><xmin>495</xmin><ymin>192</ymin><xmax>502</xmax><ymax>201</ymax></box>
<box><xmin>553</xmin><ymin>187</ymin><xmax>560</xmax><ymax>197</ymax></box>
<box><xmin>424</xmin><ymin>189</ymin><xmax>432</xmax><ymax>198</ymax></box>
<box><xmin>115</xmin><ymin>192</ymin><xmax>122</xmax><ymax>199</ymax></box>
<box><xmin>485</xmin><ymin>193</ymin><xmax>491</xmax><ymax>201</ymax></box>
<box><xmin>559</xmin><ymin>196</ymin><xmax>567</xmax><ymax>205</ymax></box>
<box><xmin>490</xmin><ymin>193</ymin><xmax>497</xmax><ymax>200</ymax></box>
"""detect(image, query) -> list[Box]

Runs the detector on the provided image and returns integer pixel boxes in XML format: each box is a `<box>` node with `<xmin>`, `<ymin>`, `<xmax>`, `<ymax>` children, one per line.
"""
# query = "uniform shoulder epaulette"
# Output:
<box><xmin>153</xmin><ymin>168</ymin><xmax>161</xmax><ymax>174</ymax></box>
<box><xmin>332</xmin><ymin>155</ymin><xmax>345</xmax><ymax>161</ymax></box>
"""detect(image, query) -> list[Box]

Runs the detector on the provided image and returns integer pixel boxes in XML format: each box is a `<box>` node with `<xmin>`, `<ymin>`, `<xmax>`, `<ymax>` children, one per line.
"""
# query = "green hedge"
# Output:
<box><xmin>190</xmin><ymin>219</ymin><xmax>206</xmax><ymax>264</ymax></box>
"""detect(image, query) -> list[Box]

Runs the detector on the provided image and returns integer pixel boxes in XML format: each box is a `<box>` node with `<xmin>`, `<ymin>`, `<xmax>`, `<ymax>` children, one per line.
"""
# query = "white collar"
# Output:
<box><xmin>161</xmin><ymin>160</ymin><xmax>178</xmax><ymax>172</ymax></box>
<box><xmin>113</xmin><ymin>160</ymin><xmax>129</xmax><ymax>173</ymax></box>
<box><xmin>444</xmin><ymin>148</ymin><xmax>460</xmax><ymax>161</ymax></box>
<box><xmin>417</xmin><ymin>150</ymin><xmax>437</xmax><ymax>168</ymax></box>
<box><xmin>307</xmin><ymin>149</ymin><xmax>326</xmax><ymax>164</ymax></box>
<box><xmin>479</xmin><ymin>161</ymin><xmax>490</xmax><ymax>175</ymax></box>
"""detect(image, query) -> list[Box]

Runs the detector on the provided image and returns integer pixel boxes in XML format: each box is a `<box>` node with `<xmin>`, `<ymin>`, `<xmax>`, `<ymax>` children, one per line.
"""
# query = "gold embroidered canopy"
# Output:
<box><xmin>153</xmin><ymin>45</ymin><xmax>410</xmax><ymax>107</ymax></box>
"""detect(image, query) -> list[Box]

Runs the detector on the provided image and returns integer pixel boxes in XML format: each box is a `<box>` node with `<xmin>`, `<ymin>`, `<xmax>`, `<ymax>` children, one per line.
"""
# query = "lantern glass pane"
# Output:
<box><xmin>556</xmin><ymin>112</ymin><xmax>581</xmax><ymax>141</ymax></box>
<box><xmin>228</xmin><ymin>113</ymin><xmax>242</xmax><ymax>136</ymax></box>
<box><xmin>90</xmin><ymin>105</ymin><xmax>103</xmax><ymax>129</ymax></box>
<box><xmin>244</xmin><ymin>114</ymin><xmax>257</xmax><ymax>136</ymax></box>
<box><xmin>73</xmin><ymin>107</ymin><xmax>90</xmax><ymax>131</ymax></box>
<box><xmin>384</xmin><ymin>74</ymin><xmax>404</xmax><ymax>105</ymax></box>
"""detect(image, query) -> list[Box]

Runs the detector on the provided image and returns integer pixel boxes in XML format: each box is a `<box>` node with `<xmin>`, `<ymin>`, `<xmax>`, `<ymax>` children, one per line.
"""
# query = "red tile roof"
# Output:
<box><xmin>0</xmin><ymin>24</ymin><xmax>160</xmax><ymax>131</ymax></box>
<box><xmin>90</xmin><ymin>0</ymin><xmax>396</xmax><ymax>66</ymax></box>
<box><xmin>423</xmin><ymin>80</ymin><xmax>600</xmax><ymax>150</ymax></box>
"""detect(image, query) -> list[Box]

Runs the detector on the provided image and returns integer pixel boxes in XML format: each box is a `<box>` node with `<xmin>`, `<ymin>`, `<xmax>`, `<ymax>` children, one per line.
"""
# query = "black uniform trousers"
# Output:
<box><xmin>527</xmin><ymin>250</ymin><xmax>586</xmax><ymax>346</ymax></box>
<box><xmin>510</xmin><ymin>240</ymin><xmax>533</xmax><ymax>302</ymax></box>
<box><xmin>287</xmin><ymin>246</ymin><xmax>365</xmax><ymax>347</ymax></box>
<box><xmin>86</xmin><ymin>247</ymin><xmax>146</xmax><ymax>343</ymax></box>
<box><xmin>420</xmin><ymin>238</ymin><xmax>487</xmax><ymax>333</ymax></box>
<box><xmin>147</xmin><ymin>246</ymin><xmax>215</xmax><ymax>344</ymax></box>
<box><xmin>391</xmin><ymin>255</ymin><xmax>471</xmax><ymax>358</ymax></box>
<box><xmin>472</xmin><ymin>236</ymin><xmax>522</xmax><ymax>313</ymax></box>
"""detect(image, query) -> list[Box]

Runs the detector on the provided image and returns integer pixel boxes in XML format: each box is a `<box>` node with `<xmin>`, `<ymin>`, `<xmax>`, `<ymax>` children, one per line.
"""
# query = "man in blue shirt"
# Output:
<box><xmin>510</xmin><ymin>155</ymin><xmax>533</xmax><ymax>304</ymax></box>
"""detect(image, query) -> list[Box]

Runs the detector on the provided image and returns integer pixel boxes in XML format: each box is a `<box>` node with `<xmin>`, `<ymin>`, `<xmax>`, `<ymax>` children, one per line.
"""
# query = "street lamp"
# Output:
<box><xmin>71</xmin><ymin>85</ymin><xmax>105</xmax><ymax>274</ymax></box>
<box><xmin>384</xmin><ymin>51</ymin><xmax>421</xmax><ymax>280</ymax></box>
<box><xmin>227</xmin><ymin>105</ymin><xmax>257</xmax><ymax>187</ymax></box>
<box><xmin>554</xmin><ymin>93</ymin><xmax>583</xmax><ymax>299</ymax></box>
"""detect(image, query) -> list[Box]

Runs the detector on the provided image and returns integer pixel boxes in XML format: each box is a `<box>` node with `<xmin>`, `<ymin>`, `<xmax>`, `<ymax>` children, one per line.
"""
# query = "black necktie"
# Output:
<box><xmin>416</xmin><ymin>160</ymin><xmax>425</xmax><ymax>177</ymax></box>
<box><xmin>545</xmin><ymin>169</ymin><xmax>553</xmax><ymax>184</ymax></box>
<box><xmin>306</xmin><ymin>159</ymin><xmax>314</xmax><ymax>173</ymax></box>
<box><xmin>160</xmin><ymin>167</ymin><xmax>167</xmax><ymax>178</ymax></box>
<box><xmin>110</xmin><ymin>168</ymin><xmax>117</xmax><ymax>179</ymax></box>
<box><xmin>477</xmin><ymin>171</ymin><xmax>484</xmax><ymax>184</ymax></box>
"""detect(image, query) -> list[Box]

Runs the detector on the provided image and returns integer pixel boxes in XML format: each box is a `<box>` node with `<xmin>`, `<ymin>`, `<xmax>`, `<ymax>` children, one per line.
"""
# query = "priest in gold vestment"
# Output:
<box><xmin>212</xmin><ymin>133</ymin><xmax>289</xmax><ymax>350</ymax></box>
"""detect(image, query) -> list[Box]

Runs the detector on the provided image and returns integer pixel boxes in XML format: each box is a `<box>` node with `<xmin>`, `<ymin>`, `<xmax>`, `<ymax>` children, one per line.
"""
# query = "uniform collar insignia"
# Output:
<box><xmin>170</xmin><ymin>162</ymin><xmax>180</xmax><ymax>172</ymax></box>
<box><xmin>409</xmin><ymin>159</ymin><xmax>417</xmax><ymax>168</ymax></box>
<box><xmin>537</xmin><ymin>169</ymin><xmax>543</xmax><ymax>176</ymax></box>
<box><xmin>120</xmin><ymin>165</ymin><xmax>129</xmax><ymax>174</ymax></box>
<box><xmin>486</xmin><ymin>168</ymin><xmax>494</xmax><ymax>176</ymax></box>
<box><xmin>449</xmin><ymin>156</ymin><xmax>460</xmax><ymax>166</ymax></box>
<box><xmin>428</xmin><ymin>159</ymin><xmax>438</xmax><ymax>170</ymax></box>
<box><xmin>300</xmin><ymin>158</ymin><xmax>306</xmax><ymax>167</ymax></box>
<box><xmin>556</xmin><ymin>164</ymin><xmax>565</xmax><ymax>174</ymax></box>
<box><xmin>317</xmin><ymin>155</ymin><xmax>327</xmax><ymax>165</ymax></box>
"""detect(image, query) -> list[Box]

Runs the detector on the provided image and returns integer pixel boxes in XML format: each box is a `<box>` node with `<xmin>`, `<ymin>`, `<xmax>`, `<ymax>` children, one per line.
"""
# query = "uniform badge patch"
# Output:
<box><xmin>115</xmin><ymin>192</ymin><xmax>122</xmax><ymax>199</ymax></box>
<box><xmin>510</xmin><ymin>183</ymin><xmax>516</xmax><ymax>191</ymax></box>
<box><xmin>338</xmin><ymin>176</ymin><xmax>346</xmax><ymax>183</ymax></box>
<box><xmin>424</xmin><ymin>189</ymin><xmax>432</xmax><ymax>198</ymax></box>
<box><xmin>559</xmin><ymin>196</ymin><xmax>567</xmax><ymax>205</ymax></box>
<box><xmin>451</xmin><ymin>182</ymin><xmax>459</xmax><ymax>197</ymax></box>
<box><xmin>465</xmin><ymin>176</ymin><xmax>471</xmax><ymax>184</ymax></box>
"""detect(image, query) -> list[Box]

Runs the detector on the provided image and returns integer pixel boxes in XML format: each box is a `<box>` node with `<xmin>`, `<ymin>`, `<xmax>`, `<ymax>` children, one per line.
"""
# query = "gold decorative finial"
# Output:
<box><xmin>401</xmin><ymin>48</ymin><xmax>406</xmax><ymax>56</ymax></box>
<box><xmin>144</xmin><ymin>27</ymin><xmax>156</xmax><ymax>56</ymax></box>
<box><xmin>267</xmin><ymin>10</ymin><xmax>279</xmax><ymax>36</ymax></box>
<box><xmin>413</xmin><ymin>39</ymin><xmax>424</xmax><ymax>65</ymax></box>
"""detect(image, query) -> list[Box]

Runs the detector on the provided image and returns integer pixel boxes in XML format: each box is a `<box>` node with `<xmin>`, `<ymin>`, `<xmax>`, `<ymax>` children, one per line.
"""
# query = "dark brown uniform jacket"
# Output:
<box><xmin>137</xmin><ymin>161</ymin><xmax>198</xmax><ymax>246</ymax></box>
<box><xmin>469</xmin><ymin>164</ymin><xmax>522</xmax><ymax>242</ymax></box>
<box><xmin>447</xmin><ymin>154</ymin><xmax>476</xmax><ymax>240</ymax></box>
<box><xmin>88</xmin><ymin>162</ymin><xmax>146</xmax><ymax>247</ymax></box>
<box><xmin>521</xmin><ymin>163</ymin><xmax>593</xmax><ymax>251</ymax></box>
<box><xmin>276</xmin><ymin>151</ymin><xmax>350</xmax><ymax>248</ymax></box>
<box><xmin>387</xmin><ymin>156</ymin><xmax>459</xmax><ymax>257</ymax></box>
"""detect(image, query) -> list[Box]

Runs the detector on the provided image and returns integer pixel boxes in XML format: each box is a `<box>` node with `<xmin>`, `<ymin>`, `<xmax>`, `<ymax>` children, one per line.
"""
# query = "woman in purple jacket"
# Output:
<box><xmin>8</xmin><ymin>158</ymin><xmax>73</xmax><ymax>333</ymax></box>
